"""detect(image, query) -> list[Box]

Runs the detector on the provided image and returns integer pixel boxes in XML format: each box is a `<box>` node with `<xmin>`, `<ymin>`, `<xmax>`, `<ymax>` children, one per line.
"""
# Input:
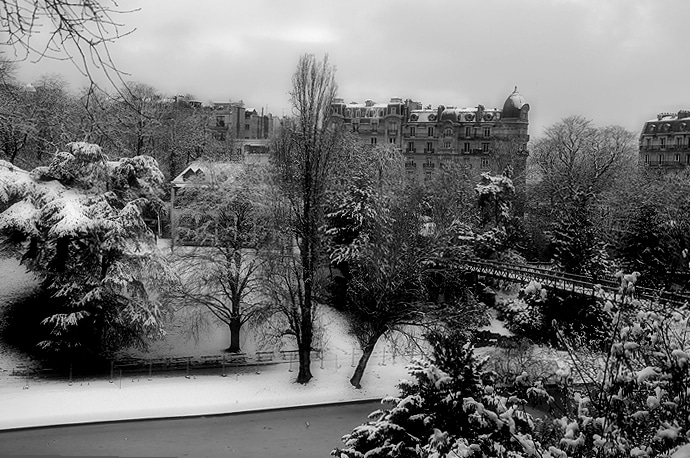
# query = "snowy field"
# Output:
<box><xmin>0</xmin><ymin>251</ymin><xmax>523</xmax><ymax>432</ymax></box>
<box><xmin>0</xmin><ymin>253</ymin><xmax>417</xmax><ymax>430</ymax></box>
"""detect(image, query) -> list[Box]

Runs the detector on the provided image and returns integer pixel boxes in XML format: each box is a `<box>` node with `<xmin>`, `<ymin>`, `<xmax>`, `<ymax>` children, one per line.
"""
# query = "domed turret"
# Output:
<box><xmin>440</xmin><ymin>109</ymin><xmax>458</xmax><ymax>122</ymax></box>
<box><xmin>502</xmin><ymin>86</ymin><xmax>528</xmax><ymax>119</ymax></box>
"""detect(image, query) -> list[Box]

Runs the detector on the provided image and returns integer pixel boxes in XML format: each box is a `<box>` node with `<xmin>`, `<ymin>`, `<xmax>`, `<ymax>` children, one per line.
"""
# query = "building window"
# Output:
<box><xmin>444</xmin><ymin>141</ymin><xmax>452</xmax><ymax>149</ymax></box>
<box><xmin>677</xmin><ymin>137</ymin><xmax>683</xmax><ymax>148</ymax></box>
<box><xmin>675</xmin><ymin>154</ymin><xmax>680</xmax><ymax>162</ymax></box>
<box><xmin>659</xmin><ymin>154</ymin><xmax>664</xmax><ymax>164</ymax></box>
<box><xmin>482</xmin><ymin>143</ymin><xmax>489</xmax><ymax>152</ymax></box>
<box><xmin>428</xmin><ymin>127</ymin><xmax>434</xmax><ymax>137</ymax></box>
<box><xmin>216</xmin><ymin>116</ymin><xmax>225</xmax><ymax>127</ymax></box>
<box><xmin>371</xmin><ymin>123</ymin><xmax>378</xmax><ymax>133</ymax></box>
<box><xmin>212</xmin><ymin>131</ymin><xmax>226</xmax><ymax>141</ymax></box>
<box><xmin>352</xmin><ymin>123</ymin><xmax>359</xmax><ymax>132</ymax></box>
<box><xmin>409</xmin><ymin>126</ymin><xmax>416</xmax><ymax>137</ymax></box>
<box><xmin>463</xmin><ymin>142</ymin><xmax>470</xmax><ymax>152</ymax></box>
<box><xmin>443</xmin><ymin>128</ymin><xmax>453</xmax><ymax>137</ymax></box>
<box><xmin>245</xmin><ymin>124</ymin><xmax>250</xmax><ymax>130</ymax></box>
<box><xmin>645</xmin><ymin>138</ymin><xmax>651</xmax><ymax>148</ymax></box>
<box><xmin>465</xmin><ymin>127</ymin><xmax>471</xmax><ymax>137</ymax></box>
<box><xmin>686</xmin><ymin>154</ymin><xmax>690</xmax><ymax>164</ymax></box>
<box><xmin>644</xmin><ymin>154</ymin><xmax>649</xmax><ymax>164</ymax></box>
<box><xmin>407</xmin><ymin>141</ymin><xmax>415</xmax><ymax>152</ymax></box>
<box><xmin>389</xmin><ymin>138</ymin><xmax>395</xmax><ymax>144</ymax></box>
<box><xmin>660</xmin><ymin>137</ymin><xmax>666</xmax><ymax>149</ymax></box>
<box><xmin>483</xmin><ymin>127</ymin><xmax>491</xmax><ymax>137</ymax></box>
<box><xmin>371</xmin><ymin>137</ymin><xmax>377</xmax><ymax>145</ymax></box>
<box><xmin>481</xmin><ymin>157</ymin><xmax>490</xmax><ymax>169</ymax></box>
<box><xmin>426</xmin><ymin>142</ymin><xmax>433</xmax><ymax>153</ymax></box>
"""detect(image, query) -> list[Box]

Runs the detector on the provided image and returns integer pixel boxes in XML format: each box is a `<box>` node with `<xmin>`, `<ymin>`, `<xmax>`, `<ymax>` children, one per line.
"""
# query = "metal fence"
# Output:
<box><xmin>9</xmin><ymin>346</ymin><xmax>429</xmax><ymax>388</ymax></box>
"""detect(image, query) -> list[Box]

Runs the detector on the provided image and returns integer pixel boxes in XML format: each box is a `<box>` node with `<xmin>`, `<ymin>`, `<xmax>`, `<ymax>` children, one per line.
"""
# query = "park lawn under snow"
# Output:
<box><xmin>0</xmin><ymin>242</ymin><xmax>520</xmax><ymax>432</ymax></box>
<box><xmin>0</xmin><ymin>352</ymin><xmax>411</xmax><ymax>430</ymax></box>
<box><xmin>0</xmin><ymin>252</ymin><xmax>416</xmax><ymax>430</ymax></box>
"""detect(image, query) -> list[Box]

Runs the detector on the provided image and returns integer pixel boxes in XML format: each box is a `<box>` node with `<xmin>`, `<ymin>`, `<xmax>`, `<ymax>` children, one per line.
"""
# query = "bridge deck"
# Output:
<box><xmin>462</xmin><ymin>259</ymin><xmax>690</xmax><ymax>308</ymax></box>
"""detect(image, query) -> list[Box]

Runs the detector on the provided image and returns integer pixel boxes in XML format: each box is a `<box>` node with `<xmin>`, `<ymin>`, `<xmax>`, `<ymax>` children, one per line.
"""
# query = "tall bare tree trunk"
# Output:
<box><xmin>227</xmin><ymin>315</ymin><xmax>241</xmax><ymax>353</ymax></box>
<box><xmin>350</xmin><ymin>337</ymin><xmax>380</xmax><ymax>389</ymax></box>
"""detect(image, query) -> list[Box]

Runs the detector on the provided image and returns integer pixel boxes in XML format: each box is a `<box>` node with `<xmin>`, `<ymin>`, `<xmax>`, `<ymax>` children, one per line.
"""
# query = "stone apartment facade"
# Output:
<box><xmin>331</xmin><ymin>88</ymin><xmax>530</xmax><ymax>208</ymax></box>
<box><xmin>639</xmin><ymin>110</ymin><xmax>690</xmax><ymax>170</ymax></box>
<box><xmin>208</xmin><ymin>101</ymin><xmax>279</xmax><ymax>159</ymax></box>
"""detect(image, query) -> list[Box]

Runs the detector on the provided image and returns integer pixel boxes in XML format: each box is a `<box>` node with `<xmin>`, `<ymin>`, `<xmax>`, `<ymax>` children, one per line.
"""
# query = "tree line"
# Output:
<box><xmin>0</xmin><ymin>57</ymin><xmax>239</xmax><ymax>180</ymax></box>
<box><xmin>1</xmin><ymin>52</ymin><xmax>689</xmax><ymax>391</ymax></box>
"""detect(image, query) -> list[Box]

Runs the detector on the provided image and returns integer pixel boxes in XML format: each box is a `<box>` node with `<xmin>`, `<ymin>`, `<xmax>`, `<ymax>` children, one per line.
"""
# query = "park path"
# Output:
<box><xmin>0</xmin><ymin>400</ymin><xmax>381</xmax><ymax>458</ymax></box>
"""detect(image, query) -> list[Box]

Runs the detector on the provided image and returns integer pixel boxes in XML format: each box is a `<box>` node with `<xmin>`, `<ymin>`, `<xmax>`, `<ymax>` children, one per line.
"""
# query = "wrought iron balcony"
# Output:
<box><xmin>423</xmin><ymin>148</ymin><xmax>435</xmax><ymax>154</ymax></box>
<box><xmin>644</xmin><ymin>160</ymin><xmax>687</xmax><ymax>167</ymax></box>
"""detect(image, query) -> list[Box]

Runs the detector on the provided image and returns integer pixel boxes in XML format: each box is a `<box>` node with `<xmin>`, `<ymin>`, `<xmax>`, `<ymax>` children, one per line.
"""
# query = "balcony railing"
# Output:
<box><xmin>641</xmin><ymin>145</ymin><xmax>689</xmax><ymax>151</ymax></box>
<box><xmin>644</xmin><ymin>161</ymin><xmax>687</xmax><ymax>167</ymax></box>
<box><xmin>405</xmin><ymin>148</ymin><xmax>417</xmax><ymax>154</ymax></box>
<box><xmin>423</xmin><ymin>163</ymin><xmax>435</xmax><ymax>169</ymax></box>
<box><xmin>423</xmin><ymin>148</ymin><xmax>435</xmax><ymax>154</ymax></box>
<box><xmin>387</xmin><ymin>129</ymin><xmax>399</xmax><ymax>136</ymax></box>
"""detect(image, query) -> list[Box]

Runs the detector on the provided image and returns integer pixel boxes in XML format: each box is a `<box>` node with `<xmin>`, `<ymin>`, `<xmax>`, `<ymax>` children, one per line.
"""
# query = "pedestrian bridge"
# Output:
<box><xmin>461</xmin><ymin>259</ymin><xmax>690</xmax><ymax>308</ymax></box>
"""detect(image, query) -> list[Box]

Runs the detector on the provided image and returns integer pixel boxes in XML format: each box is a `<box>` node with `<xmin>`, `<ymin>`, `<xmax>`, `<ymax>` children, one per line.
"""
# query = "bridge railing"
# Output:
<box><xmin>463</xmin><ymin>258</ymin><xmax>690</xmax><ymax>308</ymax></box>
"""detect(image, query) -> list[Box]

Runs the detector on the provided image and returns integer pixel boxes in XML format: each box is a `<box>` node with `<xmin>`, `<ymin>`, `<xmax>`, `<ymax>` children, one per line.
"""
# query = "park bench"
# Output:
<box><xmin>199</xmin><ymin>355</ymin><xmax>223</xmax><ymax>366</ymax></box>
<box><xmin>223</xmin><ymin>353</ymin><xmax>247</xmax><ymax>365</ymax></box>
<box><xmin>255</xmin><ymin>351</ymin><xmax>274</xmax><ymax>362</ymax></box>
<box><xmin>167</xmin><ymin>356</ymin><xmax>192</xmax><ymax>370</ymax></box>
<box><xmin>114</xmin><ymin>357</ymin><xmax>144</xmax><ymax>370</ymax></box>
<box><xmin>280</xmin><ymin>349</ymin><xmax>298</xmax><ymax>360</ymax></box>
<box><xmin>11</xmin><ymin>364</ymin><xmax>33</xmax><ymax>376</ymax></box>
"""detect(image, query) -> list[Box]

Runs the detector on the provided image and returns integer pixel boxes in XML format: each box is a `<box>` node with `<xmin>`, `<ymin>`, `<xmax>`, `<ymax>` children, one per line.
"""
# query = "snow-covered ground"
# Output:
<box><xmin>0</xmin><ymin>256</ymin><xmax>41</xmax><ymax>375</ymax></box>
<box><xmin>0</xmin><ymin>251</ymin><xmax>522</xmax><ymax>432</ymax></box>
<box><xmin>0</xmin><ymin>352</ymin><xmax>411</xmax><ymax>430</ymax></box>
<box><xmin>0</xmin><ymin>253</ymin><xmax>417</xmax><ymax>431</ymax></box>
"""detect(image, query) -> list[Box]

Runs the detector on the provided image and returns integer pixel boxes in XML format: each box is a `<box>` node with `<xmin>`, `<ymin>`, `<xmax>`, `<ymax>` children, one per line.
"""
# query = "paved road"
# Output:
<box><xmin>0</xmin><ymin>400</ymin><xmax>380</xmax><ymax>458</ymax></box>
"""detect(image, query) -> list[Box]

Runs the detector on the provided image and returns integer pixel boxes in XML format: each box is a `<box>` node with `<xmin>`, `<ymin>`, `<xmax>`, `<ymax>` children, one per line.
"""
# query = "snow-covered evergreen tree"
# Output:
<box><xmin>333</xmin><ymin>331</ymin><xmax>540</xmax><ymax>457</ymax></box>
<box><xmin>0</xmin><ymin>142</ymin><xmax>171</xmax><ymax>359</ymax></box>
<box><xmin>550</xmin><ymin>191</ymin><xmax>611</xmax><ymax>279</ymax></box>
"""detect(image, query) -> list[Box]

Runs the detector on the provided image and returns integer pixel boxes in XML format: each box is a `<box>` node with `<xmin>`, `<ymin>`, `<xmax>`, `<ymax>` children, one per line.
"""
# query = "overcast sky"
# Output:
<box><xmin>11</xmin><ymin>0</ymin><xmax>690</xmax><ymax>137</ymax></box>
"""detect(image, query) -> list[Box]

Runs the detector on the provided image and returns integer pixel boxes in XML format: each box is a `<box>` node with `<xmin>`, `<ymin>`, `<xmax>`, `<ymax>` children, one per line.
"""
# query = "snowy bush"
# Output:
<box><xmin>333</xmin><ymin>331</ymin><xmax>542</xmax><ymax>458</ymax></box>
<box><xmin>336</xmin><ymin>299</ymin><xmax>690</xmax><ymax>458</ymax></box>
<box><xmin>497</xmin><ymin>282</ymin><xmax>611</xmax><ymax>351</ymax></box>
<box><xmin>543</xmin><ymin>302</ymin><xmax>690</xmax><ymax>458</ymax></box>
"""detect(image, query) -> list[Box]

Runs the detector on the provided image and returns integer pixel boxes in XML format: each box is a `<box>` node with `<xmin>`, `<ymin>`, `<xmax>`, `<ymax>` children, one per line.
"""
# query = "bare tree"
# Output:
<box><xmin>165</xmin><ymin>163</ymin><xmax>270</xmax><ymax>352</ymax></box>
<box><xmin>268</xmin><ymin>54</ymin><xmax>341</xmax><ymax>384</ymax></box>
<box><xmin>1</xmin><ymin>0</ymin><xmax>136</xmax><ymax>90</ymax></box>
<box><xmin>529</xmin><ymin>116</ymin><xmax>636</xmax><ymax>208</ymax></box>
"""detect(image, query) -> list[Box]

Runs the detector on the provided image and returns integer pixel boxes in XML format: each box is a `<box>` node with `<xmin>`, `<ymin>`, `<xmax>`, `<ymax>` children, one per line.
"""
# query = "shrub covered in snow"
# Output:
<box><xmin>542</xmin><ymin>302</ymin><xmax>690</xmax><ymax>457</ymax></box>
<box><xmin>497</xmin><ymin>281</ymin><xmax>611</xmax><ymax>350</ymax></box>
<box><xmin>336</xmin><ymin>299</ymin><xmax>690</xmax><ymax>458</ymax></box>
<box><xmin>333</xmin><ymin>331</ymin><xmax>542</xmax><ymax>457</ymax></box>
